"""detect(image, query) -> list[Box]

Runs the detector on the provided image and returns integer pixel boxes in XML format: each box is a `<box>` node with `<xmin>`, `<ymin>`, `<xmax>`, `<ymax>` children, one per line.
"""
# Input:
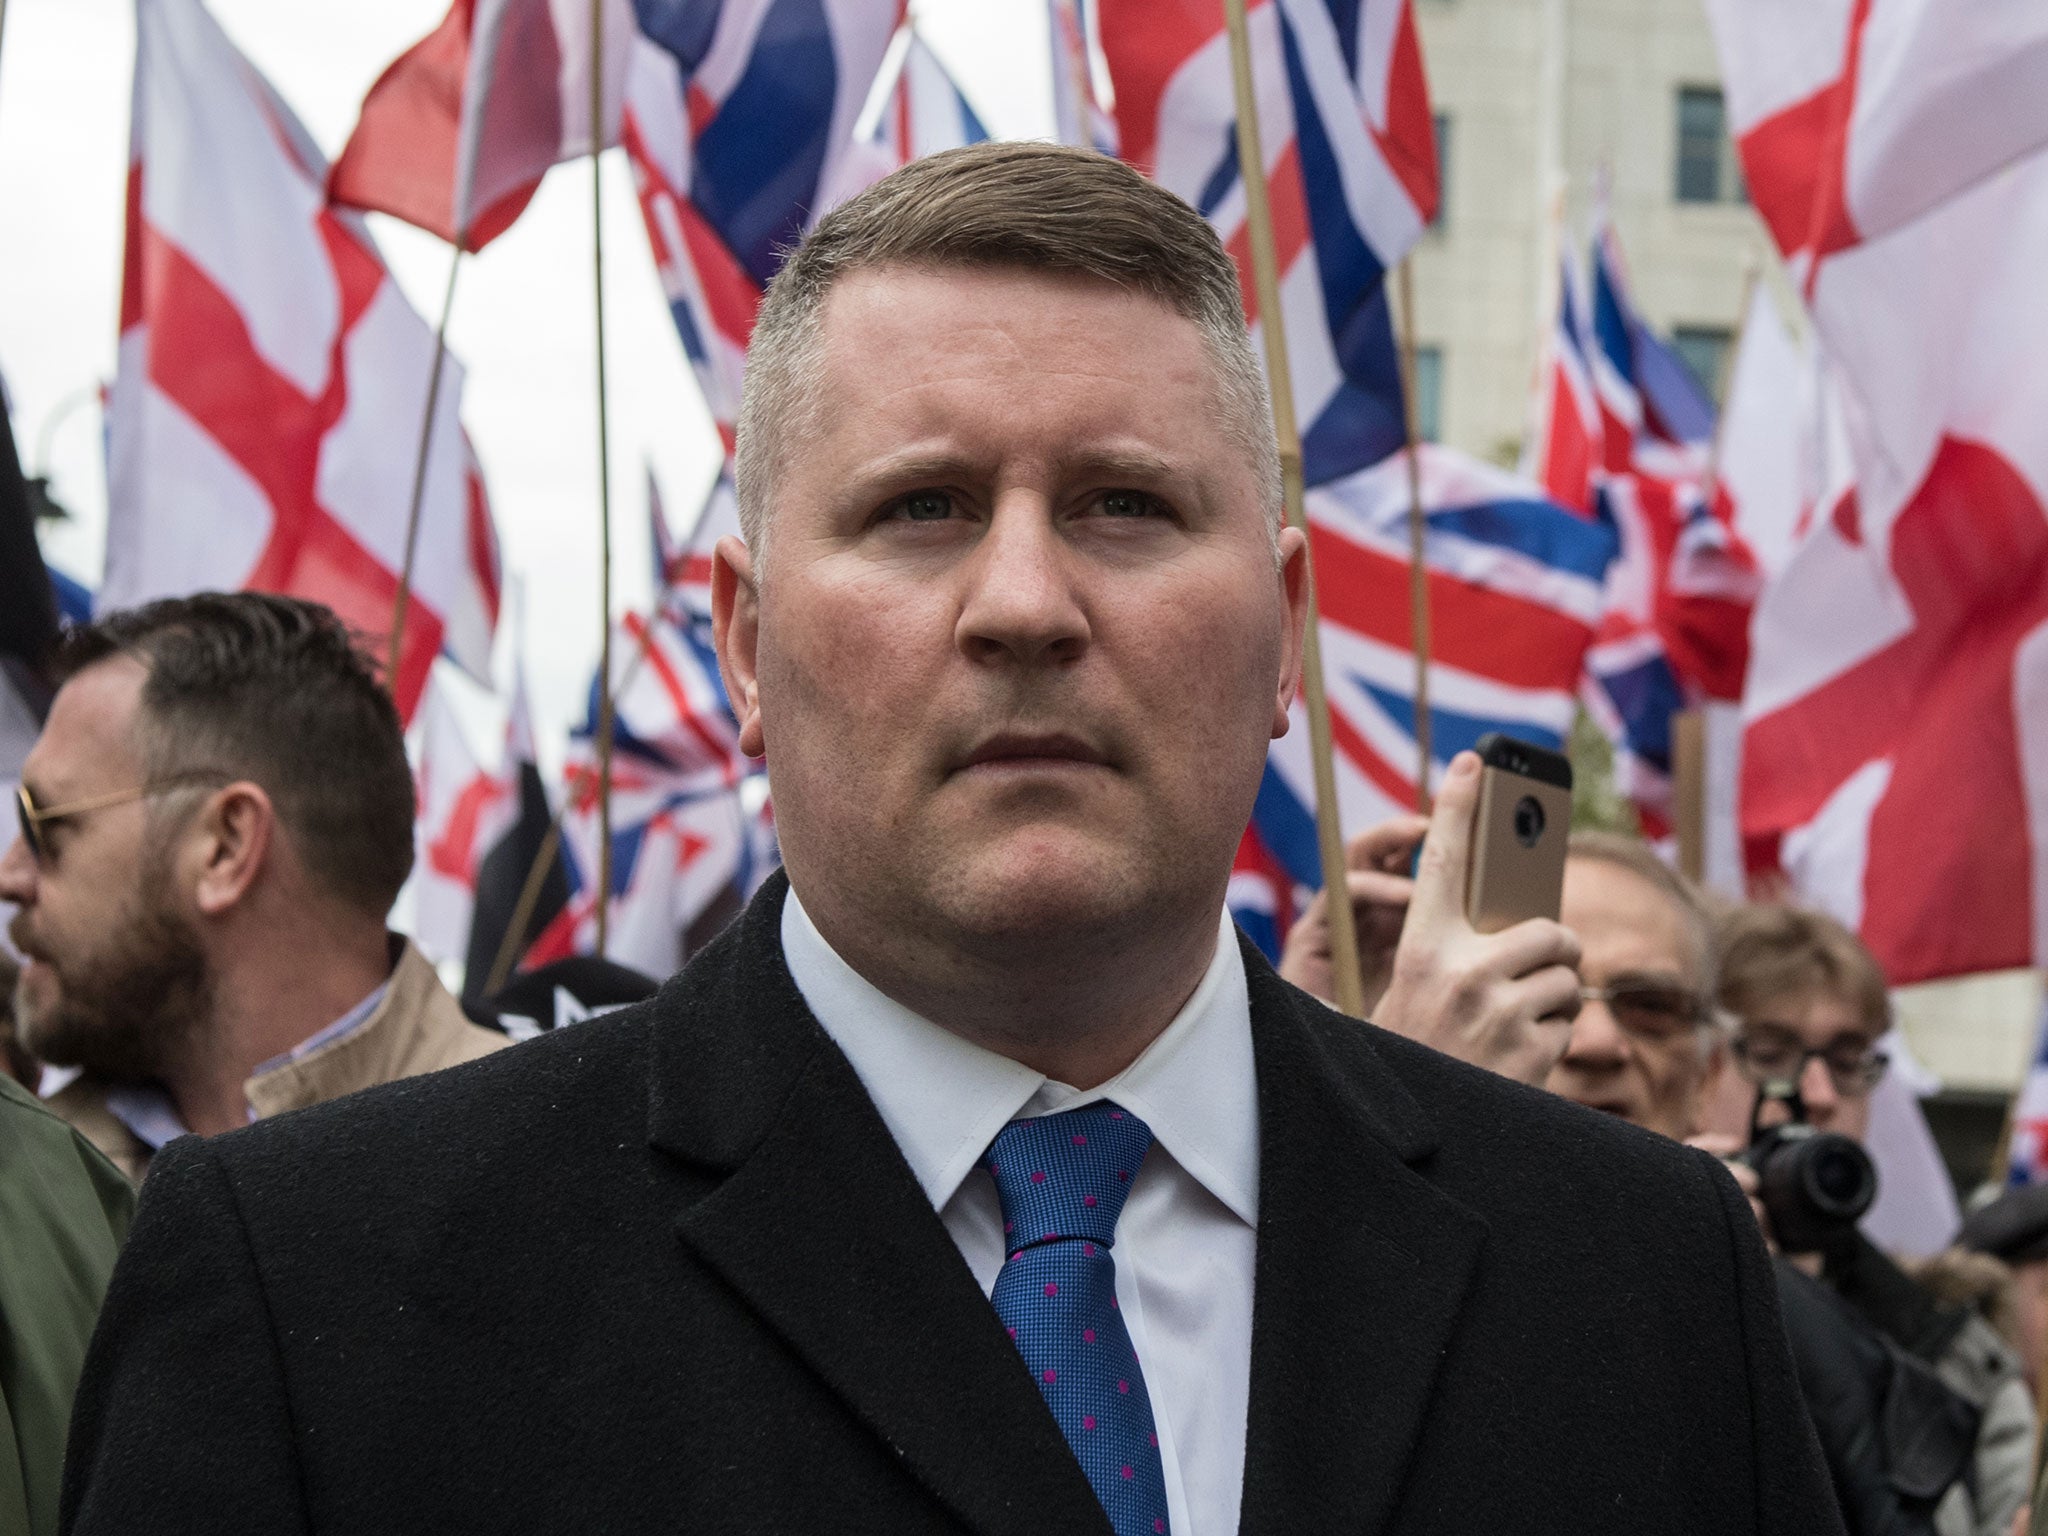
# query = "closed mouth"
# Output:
<box><xmin>956</xmin><ymin>733</ymin><xmax>1111</xmax><ymax>773</ymax></box>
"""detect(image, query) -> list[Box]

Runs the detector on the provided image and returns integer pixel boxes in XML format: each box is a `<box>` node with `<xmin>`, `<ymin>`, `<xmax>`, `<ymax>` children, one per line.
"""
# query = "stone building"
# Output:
<box><xmin>1407</xmin><ymin>0</ymin><xmax>1766</xmax><ymax>458</ymax></box>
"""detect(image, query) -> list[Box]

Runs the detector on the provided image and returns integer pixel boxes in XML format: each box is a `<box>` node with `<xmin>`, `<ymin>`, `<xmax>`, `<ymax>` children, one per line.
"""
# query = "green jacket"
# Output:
<box><xmin>0</xmin><ymin>1073</ymin><xmax>131</xmax><ymax>1536</ymax></box>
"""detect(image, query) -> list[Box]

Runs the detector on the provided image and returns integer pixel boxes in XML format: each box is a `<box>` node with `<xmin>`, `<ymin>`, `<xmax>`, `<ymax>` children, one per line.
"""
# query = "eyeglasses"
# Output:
<box><xmin>1730</xmin><ymin>1029</ymin><xmax>1889</xmax><ymax>1098</ymax></box>
<box><xmin>1579</xmin><ymin>981</ymin><xmax>1712</xmax><ymax>1042</ymax></box>
<box><xmin>14</xmin><ymin>774</ymin><xmax>226</xmax><ymax>865</ymax></box>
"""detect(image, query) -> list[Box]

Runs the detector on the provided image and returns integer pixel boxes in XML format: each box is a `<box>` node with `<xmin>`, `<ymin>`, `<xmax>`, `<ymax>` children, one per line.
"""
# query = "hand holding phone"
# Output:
<box><xmin>1465</xmin><ymin>732</ymin><xmax>1573</xmax><ymax>933</ymax></box>
<box><xmin>1367</xmin><ymin>746</ymin><xmax>1583</xmax><ymax>1086</ymax></box>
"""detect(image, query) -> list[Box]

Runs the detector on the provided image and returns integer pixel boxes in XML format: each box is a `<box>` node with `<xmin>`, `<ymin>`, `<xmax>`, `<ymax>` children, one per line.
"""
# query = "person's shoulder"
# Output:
<box><xmin>200</xmin><ymin>987</ymin><xmax>667</xmax><ymax>1204</ymax></box>
<box><xmin>0</xmin><ymin>1071</ymin><xmax>134</xmax><ymax>1238</ymax></box>
<box><xmin>1287</xmin><ymin>979</ymin><xmax>1732</xmax><ymax>1222</ymax></box>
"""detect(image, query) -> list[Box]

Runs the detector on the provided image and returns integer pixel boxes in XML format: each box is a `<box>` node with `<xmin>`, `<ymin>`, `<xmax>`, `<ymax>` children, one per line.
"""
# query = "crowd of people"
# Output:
<box><xmin>1</xmin><ymin>139</ymin><xmax>2039</xmax><ymax>1535</ymax></box>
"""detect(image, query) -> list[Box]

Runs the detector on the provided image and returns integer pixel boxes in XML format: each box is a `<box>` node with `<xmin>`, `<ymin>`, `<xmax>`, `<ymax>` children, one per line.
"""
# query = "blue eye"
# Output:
<box><xmin>887</xmin><ymin>491</ymin><xmax>955</xmax><ymax>522</ymax></box>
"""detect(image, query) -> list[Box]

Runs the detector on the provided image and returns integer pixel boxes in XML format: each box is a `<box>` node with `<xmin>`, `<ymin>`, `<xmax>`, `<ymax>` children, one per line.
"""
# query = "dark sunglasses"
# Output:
<box><xmin>1580</xmin><ymin>981</ymin><xmax>1712</xmax><ymax>1042</ymax></box>
<box><xmin>15</xmin><ymin>774</ymin><xmax>226</xmax><ymax>865</ymax></box>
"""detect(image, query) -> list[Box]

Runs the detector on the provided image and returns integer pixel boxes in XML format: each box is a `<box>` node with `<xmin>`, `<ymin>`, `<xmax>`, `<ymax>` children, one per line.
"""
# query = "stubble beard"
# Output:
<box><xmin>14</xmin><ymin>851</ymin><xmax>212</xmax><ymax>1085</ymax></box>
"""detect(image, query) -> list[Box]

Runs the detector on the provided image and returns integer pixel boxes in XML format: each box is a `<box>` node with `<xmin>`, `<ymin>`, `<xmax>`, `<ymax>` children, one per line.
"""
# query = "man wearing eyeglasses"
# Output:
<box><xmin>0</xmin><ymin>593</ymin><xmax>507</xmax><ymax>1183</ymax></box>
<box><xmin>1701</xmin><ymin>906</ymin><xmax>2033</xmax><ymax>1536</ymax></box>
<box><xmin>1544</xmin><ymin>830</ymin><xmax>1726</xmax><ymax>1139</ymax></box>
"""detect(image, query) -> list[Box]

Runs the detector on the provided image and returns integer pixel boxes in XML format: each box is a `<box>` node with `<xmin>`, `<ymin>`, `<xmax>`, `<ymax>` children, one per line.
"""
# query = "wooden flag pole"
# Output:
<box><xmin>483</xmin><ymin>818</ymin><xmax>564</xmax><ymax>996</ymax></box>
<box><xmin>386</xmin><ymin>246</ymin><xmax>463</xmax><ymax>691</ymax></box>
<box><xmin>1394</xmin><ymin>257</ymin><xmax>1434</xmax><ymax>812</ymax></box>
<box><xmin>1221</xmin><ymin>0</ymin><xmax>1365</xmax><ymax>1019</ymax></box>
<box><xmin>589</xmin><ymin>0</ymin><xmax>617</xmax><ymax>958</ymax></box>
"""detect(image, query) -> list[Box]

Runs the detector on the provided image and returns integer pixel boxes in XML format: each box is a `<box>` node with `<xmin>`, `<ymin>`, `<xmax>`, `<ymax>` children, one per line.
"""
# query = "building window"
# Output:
<box><xmin>1672</xmin><ymin>326</ymin><xmax>1733</xmax><ymax>404</ymax></box>
<box><xmin>1412</xmin><ymin>345</ymin><xmax>1443</xmax><ymax>442</ymax></box>
<box><xmin>1675</xmin><ymin>87</ymin><xmax>1742</xmax><ymax>204</ymax></box>
<box><xmin>1430</xmin><ymin>112</ymin><xmax>1451</xmax><ymax>228</ymax></box>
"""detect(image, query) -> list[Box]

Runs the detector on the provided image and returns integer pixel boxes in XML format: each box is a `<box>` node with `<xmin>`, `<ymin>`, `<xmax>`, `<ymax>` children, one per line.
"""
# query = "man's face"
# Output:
<box><xmin>724</xmin><ymin>265</ymin><xmax>1304</xmax><ymax>970</ymax></box>
<box><xmin>1702</xmin><ymin>990</ymin><xmax>1879</xmax><ymax>1143</ymax></box>
<box><xmin>1546</xmin><ymin>857</ymin><xmax>1714</xmax><ymax>1141</ymax></box>
<box><xmin>0</xmin><ymin>660</ymin><xmax>210</xmax><ymax>1079</ymax></box>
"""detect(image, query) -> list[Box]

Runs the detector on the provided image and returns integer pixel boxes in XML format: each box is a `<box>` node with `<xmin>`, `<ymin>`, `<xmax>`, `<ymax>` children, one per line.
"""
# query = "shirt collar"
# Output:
<box><xmin>250</xmin><ymin>976</ymin><xmax>390</xmax><ymax>1080</ymax></box>
<box><xmin>48</xmin><ymin>967</ymin><xmax>399</xmax><ymax>1148</ymax></box>
<box><xmin>781</xmin><ymin>890</ymin><xmax>1259</xmax><ymax>1227</ymax></box>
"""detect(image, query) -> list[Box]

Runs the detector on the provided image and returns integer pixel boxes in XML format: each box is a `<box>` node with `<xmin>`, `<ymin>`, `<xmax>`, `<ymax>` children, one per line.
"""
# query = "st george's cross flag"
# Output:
<box><xmin>1098</xmin><ymin>0</ymin><xmax>1437</xmax><ymax>487</ymax></box>
<box><xmin>106</xmin><ymin>0</ymin><xmax>502</xmax><ymax>722</ymax></box>
<box><xmin>330</xmin><ymin>0</ymin><xmax>635</xmax><ymax>250</ymax></box>
<box><xmin>1705</xmin><ymin>0</ymin><xmax>2048</xmax><ymax>278</ymax></box>
<box><xmin>1710</xmin><ymin>0</ymin><xmax>2048</xmax><ymax>982</ymax></box>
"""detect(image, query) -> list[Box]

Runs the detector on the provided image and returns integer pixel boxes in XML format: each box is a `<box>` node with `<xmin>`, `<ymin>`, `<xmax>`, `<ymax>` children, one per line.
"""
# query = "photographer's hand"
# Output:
<box><xmin>1276</xmin><ymin>813</ymin><xmax>1429</xmax><ymax>1016</ymax></box>
<box><xmin>1368</xmin><ymin>751</ymin><xmax>1582</xmax><ymax>1086</ymax></box>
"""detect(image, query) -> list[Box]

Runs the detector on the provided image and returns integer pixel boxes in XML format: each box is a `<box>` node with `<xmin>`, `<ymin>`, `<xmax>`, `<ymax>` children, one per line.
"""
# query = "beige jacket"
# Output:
<box><xmin>46</xmin><ymin>940</ymin><xmax>508</xmax><ymax>1184</ymax></box>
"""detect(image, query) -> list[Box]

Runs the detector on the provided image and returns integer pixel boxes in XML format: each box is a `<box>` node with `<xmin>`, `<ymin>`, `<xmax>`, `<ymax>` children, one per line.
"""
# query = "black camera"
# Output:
<box><xmin>1740</xmin><ymin>1123</ymin><xmax>1878</xmax><ymax>1256</ymax></box>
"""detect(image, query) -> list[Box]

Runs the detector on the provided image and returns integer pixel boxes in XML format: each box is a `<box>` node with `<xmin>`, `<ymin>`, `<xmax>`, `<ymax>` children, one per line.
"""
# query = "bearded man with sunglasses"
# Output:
<box><xmin>0</xmin><ymin>593</ymin><xmax>506</xmax><ymax>1183</ymax></box>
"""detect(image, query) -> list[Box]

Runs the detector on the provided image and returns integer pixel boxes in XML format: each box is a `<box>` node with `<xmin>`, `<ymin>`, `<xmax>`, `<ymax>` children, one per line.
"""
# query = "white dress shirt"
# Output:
<box><xmin>782</xmin><ymin>891</ymin><xmax>1259</xmax><ymax>1536</ymax></box>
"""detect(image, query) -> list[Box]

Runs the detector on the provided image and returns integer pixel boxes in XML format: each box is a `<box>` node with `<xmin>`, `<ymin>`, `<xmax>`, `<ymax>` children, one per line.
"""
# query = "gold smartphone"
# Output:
<box><xmin>1465</xmin><ymin>733</ymin><xmax>1574</xmax><ymax>934</ymax></box>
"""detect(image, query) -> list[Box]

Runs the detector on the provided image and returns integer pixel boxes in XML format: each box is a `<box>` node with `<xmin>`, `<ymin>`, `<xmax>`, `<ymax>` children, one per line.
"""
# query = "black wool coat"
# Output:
<box><xmin>63</xmin><ymin>874</ymin><xmax>1843</xmax><ymax>1535</ymax></box>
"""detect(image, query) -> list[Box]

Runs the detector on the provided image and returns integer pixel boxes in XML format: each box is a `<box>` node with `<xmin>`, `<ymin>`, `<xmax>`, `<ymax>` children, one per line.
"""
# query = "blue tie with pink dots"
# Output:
<box><xmin>984</xmin><ymin>1102</ymin><xmax>1170</xmax><ymax>1536</ymax></box>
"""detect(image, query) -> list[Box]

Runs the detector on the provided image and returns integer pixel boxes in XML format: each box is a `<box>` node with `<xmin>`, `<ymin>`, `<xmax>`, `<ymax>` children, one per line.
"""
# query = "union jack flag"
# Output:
<box><xmin>1568</xmin><ymin>219</ymin><xmax>1758</xmax><ymax>835</ymax></box>
<box><xmin>1252</xmin><ymin>444</ymin><xmax>1615</xmax><ymax>912</ymax></box>
<box><xmin>2009</xmin><ymin>999</ymin><xmax>2048</xmax><ymax>1187</ymax></box>
<box><xmin>524</xmin><ymin>604</ymin><xmax>764</xmax><ymax>977</ymax></box>
<box><xmin>1098</xmin><ymin>0</ymin><xmax>1438</xmax><ymax>487</ymax></box>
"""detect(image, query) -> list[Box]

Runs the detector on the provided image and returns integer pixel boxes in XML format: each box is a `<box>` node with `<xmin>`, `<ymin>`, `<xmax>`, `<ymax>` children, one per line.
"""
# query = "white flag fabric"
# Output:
<box><xmin>1714</xmin><ymin>0</ymin><xmax>2048</xmax><ymax>983</ymax></box>
<box><xmin>411</xmin><ymin>670</ymin><xmax>515</xmax><ymax>967</ymax></box>
<box><xmin>1706</xmin><ymin>0</ymin><xmax>2048</xmax><ymax>268</ymax></box>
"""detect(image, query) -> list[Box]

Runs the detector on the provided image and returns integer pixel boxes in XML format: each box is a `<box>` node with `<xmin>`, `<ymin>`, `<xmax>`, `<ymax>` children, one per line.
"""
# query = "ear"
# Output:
<box><xmin>1271</xmin><ymin>524</ymin><xmax>1310</xmax><ymax>740</ymax></box>
<box><xmin>712</xmin><ymin>534</ymin><xmax>766</xmax><ymax>761</ymax></box>
<box><xmin>189</xmin><ymin>782</ymin><xmax>275</xmax><ymax>919</ymax></box>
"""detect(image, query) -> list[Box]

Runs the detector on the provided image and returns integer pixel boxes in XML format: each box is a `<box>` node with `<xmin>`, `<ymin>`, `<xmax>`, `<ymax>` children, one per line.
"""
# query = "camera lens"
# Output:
<box><xmin>1513</xmin><ymin>795</ymin><xmax>1545</xmax><ymax>848</ymax></box>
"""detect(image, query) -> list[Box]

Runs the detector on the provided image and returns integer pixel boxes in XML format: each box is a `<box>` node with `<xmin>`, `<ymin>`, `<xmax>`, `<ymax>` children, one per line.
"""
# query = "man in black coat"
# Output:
<box><xmin>62</xmin><ymin>142</ymin><xmax>1842</xmax><ymax>1536</ymax></box>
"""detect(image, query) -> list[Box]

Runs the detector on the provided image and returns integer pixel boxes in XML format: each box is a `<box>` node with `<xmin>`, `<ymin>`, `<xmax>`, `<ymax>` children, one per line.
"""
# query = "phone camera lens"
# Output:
<box><xmin>1513</xmin><ymin>795</ymin><xmax>1546</xmax><ymax>848</ymax></box>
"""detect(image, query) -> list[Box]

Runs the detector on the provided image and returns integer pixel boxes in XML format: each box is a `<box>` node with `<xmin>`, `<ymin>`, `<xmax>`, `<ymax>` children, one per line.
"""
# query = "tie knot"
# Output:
<box><xmin>984</xmin><ymin>1102</ymin><xmax>1153</xmax><ymax>1252</ymax></box>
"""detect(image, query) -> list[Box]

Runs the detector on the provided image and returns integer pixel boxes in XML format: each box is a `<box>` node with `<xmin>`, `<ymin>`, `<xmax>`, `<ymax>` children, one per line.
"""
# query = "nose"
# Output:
<box><xmin>0</xmin><ymin>831</ymin><xmax>34</xmax><ymax>907</ymax></box>
<box><xmin>1561</xmin><ymin>993</ymin><xmax>1630</xmax><ymax>1070</ymax></box>
<box><xmin>1799</xmin><ymin>1053</ymin><xmax>1841</xmax><ymax>1130</ymax></box>
<box><xmin>955</xmin><ymin>494</ymin><xmax>1090</xmax><ymax>668</ymax></box>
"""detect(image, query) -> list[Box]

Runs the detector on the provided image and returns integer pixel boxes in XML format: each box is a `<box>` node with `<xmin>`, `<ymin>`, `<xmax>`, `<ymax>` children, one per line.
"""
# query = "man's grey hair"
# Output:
<box><xmin>733</xmin><ymin>140</ymin><xmax>1282</xmax><ymax>567</ymax></box>
<box><xmin>1567</xmin><ymin>830</ymin><xmax>1725</xmax><ymax>1040</ymax></box>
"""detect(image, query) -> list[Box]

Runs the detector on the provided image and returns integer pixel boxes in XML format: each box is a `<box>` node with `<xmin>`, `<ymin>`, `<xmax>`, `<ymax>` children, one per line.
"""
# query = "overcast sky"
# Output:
<box><xmin>0</xmin><ymin>0</ymin><xmax>1053</xmax><ymax>763</ymax></box>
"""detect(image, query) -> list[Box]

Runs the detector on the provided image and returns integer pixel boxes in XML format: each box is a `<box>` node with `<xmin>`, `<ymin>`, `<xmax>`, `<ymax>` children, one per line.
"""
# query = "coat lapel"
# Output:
<box><xmin>1237</xmin><ymin>946</ymin><xmax>1489</xmax><ymax>1536</ymax></box>
<box><xmin>648</xmin><ymin>877</ymin><xmax>1112</xmax><ymax>1536</ymax></box>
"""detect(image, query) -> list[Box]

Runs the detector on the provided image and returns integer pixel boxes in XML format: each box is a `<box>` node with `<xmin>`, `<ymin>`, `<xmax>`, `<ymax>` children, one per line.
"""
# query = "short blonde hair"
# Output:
<box><xmin>1716</xmin><ymin>903</ymin><xmax>1891</xmax><ymax>1037</ymax></box>
<box><xmin>734</xmin><ymin>141</ymin><xmax>1281</xmax><ymax>563</ymax></box>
